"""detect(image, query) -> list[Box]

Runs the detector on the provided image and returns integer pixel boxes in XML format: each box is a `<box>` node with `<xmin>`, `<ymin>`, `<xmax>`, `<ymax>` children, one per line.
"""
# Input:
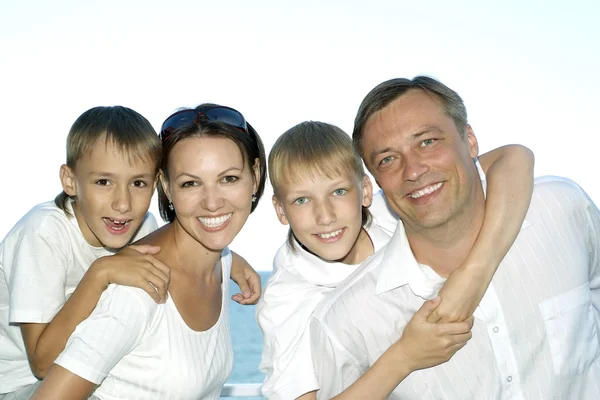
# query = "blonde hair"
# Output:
<box><xmin>269</xmin><ymin>121</ymin><xmax>371</xmax><ymax>249</ymax></box>
<box><xmin>55</xmin><ymin>106</ymin><xmax>162</xmax><ymax>216</ymax></box>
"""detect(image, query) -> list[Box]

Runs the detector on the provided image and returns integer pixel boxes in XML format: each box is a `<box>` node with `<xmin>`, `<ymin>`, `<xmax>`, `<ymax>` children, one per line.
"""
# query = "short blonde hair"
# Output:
<box><xmin>269</xmin><ymin>121</ymin><xmax>371</xmax><ymax>249</ymax></box>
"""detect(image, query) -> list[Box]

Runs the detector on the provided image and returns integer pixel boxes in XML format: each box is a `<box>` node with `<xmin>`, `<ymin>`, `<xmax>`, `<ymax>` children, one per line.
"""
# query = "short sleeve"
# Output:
<box><xmin>54</xmin><ymin>285</ymin><xmax>157</xmax><ymax>385</ymax></box>
<box><xmin>309</xmin><ymin>316</ymin><xmax>362</xmax><ymax>400</ymax></box>
<box><xmin>6</xmin><ymin>227</ymin><xmax>70</xmax><ymax>323</ymax></box>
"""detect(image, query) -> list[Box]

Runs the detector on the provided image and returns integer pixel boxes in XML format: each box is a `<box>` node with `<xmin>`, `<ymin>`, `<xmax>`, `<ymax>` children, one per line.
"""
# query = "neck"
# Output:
<box><xmin>406</xmin><ymin>179</ymin><xmax>486</xmax><ymax>278</ymax></box>
<box><xmin>157</xmin><ymin>222</ymin><xmax>222</xmax><ymax>280</ymax></box>
<box><xmin>339</xmin><ymin>227</ymin><xmax>374</xmax><ymax>265</ymax></box>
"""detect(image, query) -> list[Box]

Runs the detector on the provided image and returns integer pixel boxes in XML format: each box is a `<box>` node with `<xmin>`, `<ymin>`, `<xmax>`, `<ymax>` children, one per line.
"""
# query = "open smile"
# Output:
<box><xmin>313</xmin><ymin>228</ymin><xmax>345</xmax><ymax>243</ymax></box>
<box><xmin>102</xmin><ymin>217</ymin><xmax>132</xmax><ymax>235</ymax></box>
<box><xmin>198</xmin><ymin>213</ymin><xmax>232</xmax><ymax>231</ymax></box>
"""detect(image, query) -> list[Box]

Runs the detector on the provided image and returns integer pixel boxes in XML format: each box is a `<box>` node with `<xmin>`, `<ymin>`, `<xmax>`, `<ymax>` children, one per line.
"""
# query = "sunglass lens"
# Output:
<box><xmin>203</xmin><ymin>107</ymin><xmax>247</xmax><ymax>131</ymax></box>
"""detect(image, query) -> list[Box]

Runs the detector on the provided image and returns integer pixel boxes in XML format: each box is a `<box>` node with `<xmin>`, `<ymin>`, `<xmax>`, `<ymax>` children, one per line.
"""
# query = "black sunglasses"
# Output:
<box><xmin>160</xmin><ymin>105</ymin><xmax>248</xmax><ymax>142</ymax></box>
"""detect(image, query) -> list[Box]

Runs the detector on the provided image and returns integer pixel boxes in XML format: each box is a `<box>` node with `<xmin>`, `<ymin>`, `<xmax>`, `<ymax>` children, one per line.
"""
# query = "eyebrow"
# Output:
<box><xmin>175</xmin><ymin>166</ymin><xmax>243</xmax><ymax>180</ymax></box>
<box><xmin>88</xmin><ymin>172</ymin><xmax>154</xmax><ymax>180</ymax></box>
<box><xmin>368</xmin><ymin>125</ymin><xmax>443</xmax><ymax>164</ymax></box>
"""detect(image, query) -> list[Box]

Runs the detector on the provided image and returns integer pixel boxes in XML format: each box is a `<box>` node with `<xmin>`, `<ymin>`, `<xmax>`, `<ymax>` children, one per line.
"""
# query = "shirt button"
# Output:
<box><xmin>493</xmin><ymin>326</ymin><xmax>500</xmax><ymax>333</ymax></box>
<box><xmin>507</xmin><ymin>376</ymin><xmax>513</xmax><ymax>382</ymax></box>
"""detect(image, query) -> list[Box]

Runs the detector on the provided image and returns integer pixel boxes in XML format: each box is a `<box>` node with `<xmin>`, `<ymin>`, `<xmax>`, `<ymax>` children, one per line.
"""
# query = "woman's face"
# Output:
<box><xmin>162</xmin><ymin>136</ymin><xmax>258</xmax><ymax>252</ymax></box>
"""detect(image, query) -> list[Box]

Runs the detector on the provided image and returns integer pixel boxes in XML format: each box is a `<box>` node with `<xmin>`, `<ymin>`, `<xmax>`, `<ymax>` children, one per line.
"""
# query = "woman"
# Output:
<box><xmin>32</xmin><ymin>104</ymin><xmax>266</xmax><ymax>399</ymax></box>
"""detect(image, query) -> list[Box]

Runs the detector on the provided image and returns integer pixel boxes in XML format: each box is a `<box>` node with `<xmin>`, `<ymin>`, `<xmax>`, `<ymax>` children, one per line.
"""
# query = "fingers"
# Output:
<box><xmin>143</xmin><ymin>255</ymin><xmax>171</xmax><ymax>281</ymax></box>
<box><xmin>436</xmin><ymin>319</ymin><xmax>474</xmax><ymax>336</ymax></box>
<box><xmin>415</xmin><ymin>296</ymin><xmax>441</xmax><ymax>321</ymax></box>
<box><xmin>141</xmin><ymin>280</ymin><xmax>163</xmax><ymax>303</ymax></box>
<box><xmin>128</xmin><ymin>244</ymin><xmax>161</xmax><ymax>255</ymax></box>
<box><xmin>145</xmin><ymin>272</ymin><xmax>169</xmax><ymax>303</ymax></box>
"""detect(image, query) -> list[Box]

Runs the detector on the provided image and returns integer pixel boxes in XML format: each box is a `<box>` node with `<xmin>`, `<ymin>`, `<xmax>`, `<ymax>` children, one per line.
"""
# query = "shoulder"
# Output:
<box><xmin>1</xmin><ymin>201</ymin><xmax>75</xmax><ymax>252</ymax></box>
<box><xmin>97</xmin><ymin>284</ymin><xmax>161</xmax><ymax>325</ymax></box>
<box><xmin>530</xmin><ymin>176</ymin><xmax>595</xmax><ymax>216</ymax></box>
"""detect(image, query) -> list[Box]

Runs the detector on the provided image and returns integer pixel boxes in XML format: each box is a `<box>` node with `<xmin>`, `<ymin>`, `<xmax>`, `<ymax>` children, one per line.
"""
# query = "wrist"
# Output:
<box><xmin>87</xmin><ymin>258</ymin><xmax>111</xmax><ymax>290</ymax></box>
<box><xmin>388</xmin><ymin>340</ymin><xmax>415</xmax><ymax>378</ymax></box>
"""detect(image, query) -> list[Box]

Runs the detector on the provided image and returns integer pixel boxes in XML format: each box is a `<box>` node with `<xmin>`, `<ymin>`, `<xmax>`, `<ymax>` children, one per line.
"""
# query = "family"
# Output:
<box><xmin>0</xmin><ymin>76</ymin><xmax>598</xmax><ymax>399</ymax></box>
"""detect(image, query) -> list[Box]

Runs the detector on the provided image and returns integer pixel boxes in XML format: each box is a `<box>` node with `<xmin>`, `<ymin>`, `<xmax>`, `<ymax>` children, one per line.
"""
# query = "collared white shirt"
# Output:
<box><xmin>257</xmin><ymin>222</ymin><xmax>391</xmax><ymax>400</ymax></box>
<box><xmin>310</xmin><ymin>175</ymin><xmax>600</xmax><ymax>400</ymax></box>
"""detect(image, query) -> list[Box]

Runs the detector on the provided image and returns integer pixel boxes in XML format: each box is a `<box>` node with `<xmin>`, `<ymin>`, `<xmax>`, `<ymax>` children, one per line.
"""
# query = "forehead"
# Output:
<box><xmin>76</xmin><ymin>137</ymin><xmax>155</xmax><ymax>174</ymax></box>
<box><xmin>278</xmin><ymin>165</ymin><xmax>358</xmax><ymax>191</ymax></box>
<box><xmin>168</xmin><ymin>136</ymin><xmax>245</xmax><ymax>171</ymax></box>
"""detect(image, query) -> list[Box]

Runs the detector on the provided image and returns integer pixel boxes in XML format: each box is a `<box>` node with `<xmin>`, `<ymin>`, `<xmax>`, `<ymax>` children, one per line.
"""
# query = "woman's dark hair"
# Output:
<box><xmin>157</xmin><ymin>104</ymin><xmax>266</xmax><ymax>223</ymax></box>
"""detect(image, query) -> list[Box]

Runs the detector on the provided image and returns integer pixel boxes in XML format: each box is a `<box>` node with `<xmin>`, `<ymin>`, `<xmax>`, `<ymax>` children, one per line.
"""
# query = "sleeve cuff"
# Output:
<box><xmin>54</xmin><ymin>353</ymin><xmax>105</xmax><ymax>385</ymax></box>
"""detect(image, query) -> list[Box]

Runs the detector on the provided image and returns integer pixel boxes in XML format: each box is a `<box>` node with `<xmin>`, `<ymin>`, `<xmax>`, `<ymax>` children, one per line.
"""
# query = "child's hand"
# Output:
<box><xmin>90</xmin><ymin>245</ymin><xmax>171</xmax><ymax>303</ymax></box>
<box><xmin>395</xmin><ymin>297</ymin><xmax>473</xmax><ymax>372</ymax></box>
<box><xmin>426</xmin><ymin>264</ymin><xmax>489</xmax><ymax>323</ymax></box>
<box><xmin>230</xmin><ymin>252</ymin><xmax>261</xmax><ymax>305</ymax></box>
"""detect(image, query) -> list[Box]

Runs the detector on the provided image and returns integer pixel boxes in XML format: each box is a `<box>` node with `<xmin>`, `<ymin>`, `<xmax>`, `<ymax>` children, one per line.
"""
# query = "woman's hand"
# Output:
<box><xmin>230</xmin><ymin>252</ymin><xmax>262</xmax><ymax>304</ymax></box>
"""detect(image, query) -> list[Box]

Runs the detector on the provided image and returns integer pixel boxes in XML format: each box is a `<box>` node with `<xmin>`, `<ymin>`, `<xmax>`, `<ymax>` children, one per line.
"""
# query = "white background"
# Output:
<box><xmin>1</xmin><ymin>0</ymin><xmax>598</xmax><ymax>270</ymax></box>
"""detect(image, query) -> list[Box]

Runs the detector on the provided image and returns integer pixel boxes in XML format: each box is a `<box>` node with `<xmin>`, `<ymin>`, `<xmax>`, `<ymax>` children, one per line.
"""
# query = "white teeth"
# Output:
<box><xmin>317</xmin><ymin>229</ymin><xmax>343</xmax><ymax>239</ymax></box>
<box><xmin>104</xmin><ymin>218</ymin><xmax>130</xmax><ymax>230</ymax></box>
<box><xmin>198</xmin><ymin>213</ymin><xmax>232</xmax><ymax>228</ymax></box>
<box><xmin>409</xmin><ymin>183</ymin><xmax>443</xmax><ymax>199</ymax></box>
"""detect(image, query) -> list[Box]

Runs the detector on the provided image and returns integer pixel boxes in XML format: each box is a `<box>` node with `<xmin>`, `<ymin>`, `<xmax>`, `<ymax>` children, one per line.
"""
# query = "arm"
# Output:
<box><xmin>230</xmin><ymin>251</ymin><xmax>262</xmax><ymax>304</ymax></box>
<box><xmin>31</xmin><ymin>286</ymin><xmax>154</xmax><ymax>397</ymax></box>
<box><xmin>31</xmin><ymin>365</ymin><xmax>96</xmax><ymax>400</ymax></box>
<box><xmin>326</xmin><ymin>298</ymin><xmax>473</xmax><ymax>400</ymax></box>
<box><xmin>428</xmin><ymin>144</ymin><xmax>534</xmax><ymax>322</ymax></box>
<box><xmin>21</xmin><ymin>245</ymin><xmax>169</xmax><ymax>378</ymax></box>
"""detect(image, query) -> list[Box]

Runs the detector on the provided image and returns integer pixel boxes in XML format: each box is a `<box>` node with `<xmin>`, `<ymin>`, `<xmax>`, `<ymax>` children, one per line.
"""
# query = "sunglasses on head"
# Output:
<box><xmin>160</xmin><ymin>105</ymin><xmax>248</xmax><ymax>142</ymax></box>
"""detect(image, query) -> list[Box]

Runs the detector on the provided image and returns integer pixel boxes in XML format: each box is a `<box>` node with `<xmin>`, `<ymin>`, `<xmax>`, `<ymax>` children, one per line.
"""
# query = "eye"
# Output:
<box><xmin>421</xmin><ymin>138</ymin><xmax>436</xmax><ymax>147</ymax></box>
<box><xmin>131</xmin><ymin>180</ymin><xmax>148</xmax><ymax>188</ymax></box>
<box><xmin>333</xmin><ymin>188</ymin><xmax>347</xmax><ymax>196</ymax></box>
<box><xmin>379</xmin><ymin>156</ymin><xmax>393</xmax><ymax>166</ymax></box>
<box><xmin>221</xmin><ymin>176</ymin><xmax>239</xmax><ymax>184</ymax></box>
<box><xmin>181</xmin><ymin>181</ymin><xmax>198</xmax><ymax>188</ymax></box>
<box><xmin>95</xmin><ymin>179</ymin><xmax>110</xmax><ymax>186</ymax></box>
<box><xmin>293</xmin><ymin>197</ymin><xmax>309</xmax><ymax>205</ymax></box>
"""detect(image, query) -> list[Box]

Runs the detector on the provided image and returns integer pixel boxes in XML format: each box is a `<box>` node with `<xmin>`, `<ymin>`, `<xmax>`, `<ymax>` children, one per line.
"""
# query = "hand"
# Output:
<box><xmin>230</xmin><ymin>253</ymin><xmax>261</xmax><ymax>305</ymax></box>
<box><xmin>427</xmin><ymin>263</ymin><xmax>491</xmax><ymax>323</ymax></box>
<box><xmin>395</xmin><ymin>297</ymin><xmax>473</xmax><ymax>372</ymax></box>
<box><xmin>90</xmin><ymin>244</ymin><xmax>171</xmax><ymax>304</ymax></box>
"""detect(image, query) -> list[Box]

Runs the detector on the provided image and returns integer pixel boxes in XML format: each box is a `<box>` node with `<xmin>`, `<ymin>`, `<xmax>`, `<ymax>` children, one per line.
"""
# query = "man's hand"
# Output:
<box><xmin>427</xmin><ymin>264</ymin><xmax>491</xmax><ymax>323</ymax></box>
<box><xmin>395</xmin><ymin>297</ymin><xmax>474</xmax><ymax>372</ymax></box>
<box><xmin>90</xmin><ymin>245</ymin><xmax>171</xmax><ymax>304</ymax></box>
<box><xmin>230</xmin><ymin>252</ymin><xmax>262</xmax><ymax>305</ymax></box>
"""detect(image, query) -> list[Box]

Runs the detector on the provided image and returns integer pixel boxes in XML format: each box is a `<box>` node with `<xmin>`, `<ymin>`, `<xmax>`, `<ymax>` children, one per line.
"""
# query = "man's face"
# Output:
<box><xmin>361</xmin><ymin>89</ymin><xmax>480</xmax><ymax>235</ymax></box>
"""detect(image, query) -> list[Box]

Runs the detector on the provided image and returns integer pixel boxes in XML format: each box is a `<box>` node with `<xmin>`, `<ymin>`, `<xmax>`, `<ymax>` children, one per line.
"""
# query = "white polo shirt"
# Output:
<box><xmin>55</xmin><ymin>248</ymin><xmax>234</xmax><ymax>400</ymax></box>
<box><xmin>257</xmin><ymin>217</ymin><xmax>393</xmax><ymax>400</ymax></box>
<box><xmin>0</xmin><ymin>201</ymin><xmax>157</xmax><ymax>393</ymax></box>
<box><xmin>310</xmin><ymin>175</ymin><xmax>600</xmax><ymax>400</ymax></box>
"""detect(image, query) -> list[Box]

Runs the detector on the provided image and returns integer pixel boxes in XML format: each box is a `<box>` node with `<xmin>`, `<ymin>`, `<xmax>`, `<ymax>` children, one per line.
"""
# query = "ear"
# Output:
<box><xmin>252</xmin><ymin>158</ymin><xmax>261</xmax><ymax>194</ymax></box>
<box><xmin>361</xmin><ymin>175</ymin><xmax>373</xmax><ymax>208</ymax></box>
<box><xmin>272</xmin><ymin>195</ymin><xmax>289</xmax><ymax>225</ymax></box>
<box><xmin>465</xmin><ymin>125</ymin><xmax>479</xmax><ymax>159</ymax></box>
<box><xmin>59</xmin><ymin>164</ymin><xmax>77</xmax><ymax>196</ymax></box>
<box><xmin>159</xmin><ymin>170</ymin><xmax>172</xmax><ymax>203</ymax></box>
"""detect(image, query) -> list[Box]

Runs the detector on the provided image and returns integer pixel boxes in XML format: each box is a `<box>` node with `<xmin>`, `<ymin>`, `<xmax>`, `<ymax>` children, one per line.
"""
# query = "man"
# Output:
<box><xmin>310</xmin><ymin>76</ymin><xmax>600</xmax><ymax>399</ymax></box>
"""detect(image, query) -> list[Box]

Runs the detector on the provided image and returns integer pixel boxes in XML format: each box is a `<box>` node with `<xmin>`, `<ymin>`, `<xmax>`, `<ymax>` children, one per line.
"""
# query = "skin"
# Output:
<box><xmin>273</xmin><ymin>171</ymin><xmax>373</xmax><ymax>264</ymax></box>
<box><xmin>32</xmin><ymin>136</ymin><xmax>260</xmax><ymax>399</ymax></box>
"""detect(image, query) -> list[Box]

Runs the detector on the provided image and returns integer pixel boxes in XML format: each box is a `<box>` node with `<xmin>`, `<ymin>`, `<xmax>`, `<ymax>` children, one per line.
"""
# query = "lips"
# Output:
<box><xmin>198</xmin><ymin>212</ymin><xmax>232</xmax><ymax>231</ymax></box>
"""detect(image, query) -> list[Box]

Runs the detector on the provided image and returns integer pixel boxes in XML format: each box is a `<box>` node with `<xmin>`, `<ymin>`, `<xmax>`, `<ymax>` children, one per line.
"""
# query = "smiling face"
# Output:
<box><xmin>162</xmin><ymin>136</ymin><xmax>258</xmax><ymax>253</ymax></box>
<box><xmin>60</xmin><ymin>135</ymin><xmax>156</xmax><ymax>249</ymax></box>
<box><xmin>273</xmin><ymin>168</ymin><xmax>373</xmax><ymax>264</ymax></box>
<box><xmin>361</xmin><ymin>89</ymin><xmax>480</xmax><ymax>235</ymax></box>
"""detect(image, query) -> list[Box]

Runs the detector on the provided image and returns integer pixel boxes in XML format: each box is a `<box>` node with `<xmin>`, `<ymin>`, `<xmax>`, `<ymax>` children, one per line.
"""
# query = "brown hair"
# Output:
<box><xmin>55</xmin><ymin>106</ymin><xmax>162</xmax><ymax>216</ymax></box>
<box><xmin>353</xmin><ymin>75</ymin><xmax>468</xmax><ymax>157</ymax></box>
<box><xmin>269</xmin><ymin>121</ymin><xmax>371</xmax><ymax>249</ymax></box>
<box><xmin>157</xmin><ymin>104</ymin><xmax>267</xmax><ymax>223</ymax></box>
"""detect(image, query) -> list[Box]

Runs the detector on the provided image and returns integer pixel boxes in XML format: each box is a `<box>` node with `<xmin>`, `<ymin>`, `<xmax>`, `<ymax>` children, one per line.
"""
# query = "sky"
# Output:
<box><xmin>1</xmin><ymin>0</ymin><xmax>599</xmax><ymax>270</ymax></box>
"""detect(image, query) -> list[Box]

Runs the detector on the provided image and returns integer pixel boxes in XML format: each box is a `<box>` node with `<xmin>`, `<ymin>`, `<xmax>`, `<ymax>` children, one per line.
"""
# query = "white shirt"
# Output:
<box><xmin>310</xmin><ymin>175</ymin><xmax>600</xmax><ymax>400</ymax></box>
<box><xmin>55</xmin><ymin>248</ymin><xmax>234</xmax><ymax>400</ymax></box>
<box><xmin>0</xmin><ymin>201</ymin><xmax>156</xmax><ymax>393</ymax></box>
<box><xmin>257</xmin><ymin>217</ymin><xmax>393</xmax><ymax>400</ymax></box>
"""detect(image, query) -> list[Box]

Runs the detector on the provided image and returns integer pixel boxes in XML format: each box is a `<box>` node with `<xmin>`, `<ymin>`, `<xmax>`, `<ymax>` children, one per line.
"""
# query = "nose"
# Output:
<box><xmin>201</xmin><ymin>187</ymin><xmax>225</xmax><ymax>212</ymax></box>
<box><xmin>112</xmin><ymin>186</ymin><xmax>132</xmax><ymax>214</ymax></box>
<box><xmin>315</xmin><ymin>199</ymin><xmax>336</xmax><ymax>226</ymax></box>
<box><xmin>402</xmin><ymin>152</ymin><xmax>429</xmax><ymax>182</ymax></box>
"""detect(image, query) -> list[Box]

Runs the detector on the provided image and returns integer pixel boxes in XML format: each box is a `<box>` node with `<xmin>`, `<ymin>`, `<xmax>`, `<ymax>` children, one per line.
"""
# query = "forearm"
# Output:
<box><xmin>470</xmin><ymin>144</ymin><xmax>534</xmax><ymax>273</ymax></box>
<box><xmin>31</xmin><ymin>364</ymin><xmax>96</xmax><ymax>400</ymax></box>
<box><xmin>332</xmin><ymin>345</ymin><xmax>411</xmax><ymax>400</ymax></box>
<box><xmin>25</xmin><ymin>267</ymin><xmax>106</xmax><ymax>378</ymax></box>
